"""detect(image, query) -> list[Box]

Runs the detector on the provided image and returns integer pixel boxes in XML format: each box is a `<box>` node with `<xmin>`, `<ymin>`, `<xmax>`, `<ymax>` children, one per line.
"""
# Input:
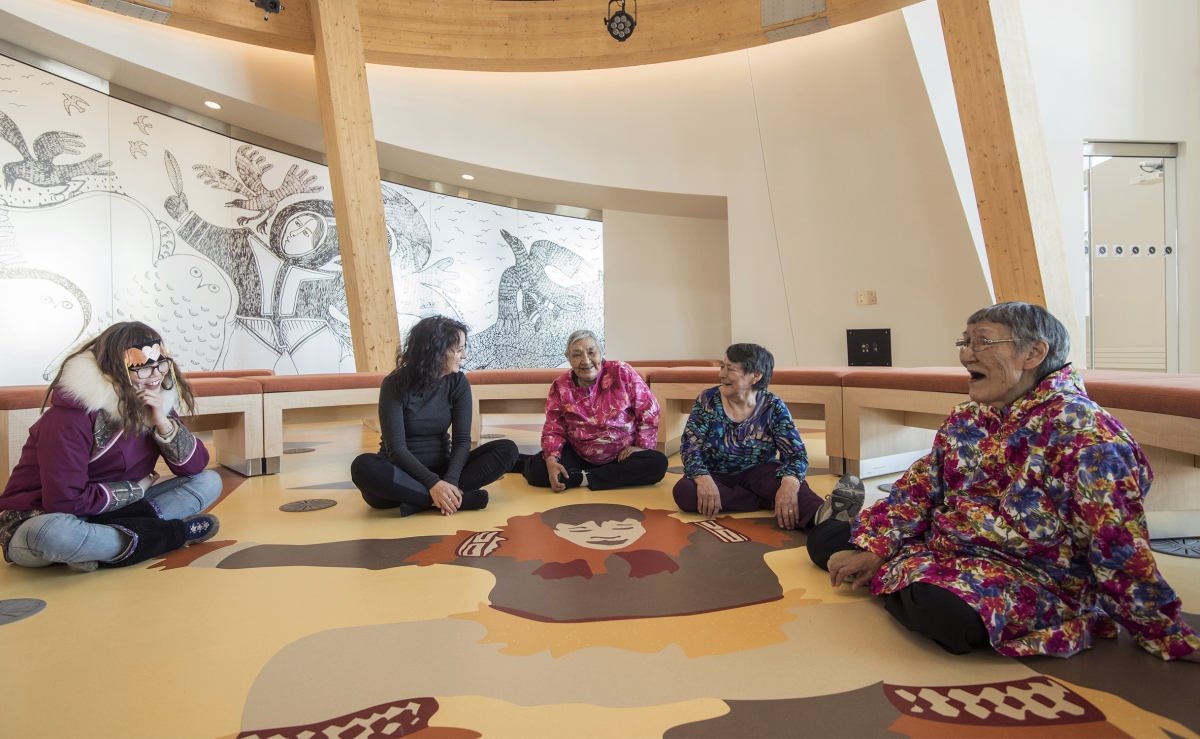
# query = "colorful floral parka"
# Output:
<box><xmin>852</xmin><ymin>366</ymin><xmax>1199</xmax><ymax>660</ymax></box>
<box><xmin>541</xmin><ymin>361</ymin><xmax>660</xmax><ymax>465</ymax></box>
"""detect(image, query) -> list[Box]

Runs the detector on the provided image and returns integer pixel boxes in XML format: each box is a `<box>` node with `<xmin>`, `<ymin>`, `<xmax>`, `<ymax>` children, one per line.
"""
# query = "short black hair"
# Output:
<box><xmin>540</xmin><ymin>504</ymin><xmax>645</xmax><ymax>529</ymax></box>
<box><xmin>725</xmin><ymin>343</ymin><xmax>773</xmax><ymax>391</ymax></box>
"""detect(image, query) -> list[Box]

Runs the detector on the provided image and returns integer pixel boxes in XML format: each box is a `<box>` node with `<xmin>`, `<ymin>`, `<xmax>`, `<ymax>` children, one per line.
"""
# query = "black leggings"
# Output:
<box><xmin>351</xmin><ymin>439</ymin><xmax>519</xmax><ymax>511</ymax></box>
<box><xmin>807</xmin><ymin>519</ymin><xmax>991</xmax><ymax>655</ymax></box>
<box><xmin>522</xmin><ymin>442</ymin><xmax>669</xmax><ymax>491</ymax></box>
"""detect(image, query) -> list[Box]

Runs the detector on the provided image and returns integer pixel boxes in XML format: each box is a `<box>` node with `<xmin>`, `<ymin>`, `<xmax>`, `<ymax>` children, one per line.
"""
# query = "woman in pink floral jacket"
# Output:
<box><xmin>523</xmin><ymin>330</ymin><xmax>668</xmax><ymax>492</ymax></box>
<box><xmin>809</xmin><ymin>303</ymin><xmax>1200</xmax><ymax>663</ymax></box>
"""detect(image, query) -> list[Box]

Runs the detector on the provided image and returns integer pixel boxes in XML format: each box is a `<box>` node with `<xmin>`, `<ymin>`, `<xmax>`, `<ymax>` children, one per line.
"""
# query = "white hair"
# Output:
<box><xmin>564</xmin><ymin>330</ymin><xmax>602</xmax><ymax>358</ymax></box>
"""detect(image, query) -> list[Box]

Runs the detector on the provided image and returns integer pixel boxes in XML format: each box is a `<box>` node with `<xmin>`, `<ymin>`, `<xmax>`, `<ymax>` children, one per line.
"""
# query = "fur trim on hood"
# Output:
<box><xmin>56</xmin><ymin>350</ymin><xmax>180</xmax><ymax>419</ymax></box>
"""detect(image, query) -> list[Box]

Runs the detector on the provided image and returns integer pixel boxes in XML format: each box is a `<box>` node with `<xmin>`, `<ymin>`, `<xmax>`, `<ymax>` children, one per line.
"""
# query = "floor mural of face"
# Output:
<box><xmin>0</xmin><ymin>53</ymin><xmax>603</xmax><ymax>384</ymax></box>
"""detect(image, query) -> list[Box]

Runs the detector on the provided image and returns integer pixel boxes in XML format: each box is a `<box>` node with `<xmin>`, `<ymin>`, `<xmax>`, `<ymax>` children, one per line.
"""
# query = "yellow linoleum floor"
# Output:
<box><xmin>1</xmin><ymin>419</ymin><xmax>1198</xmax><ymax>739</ymax></box>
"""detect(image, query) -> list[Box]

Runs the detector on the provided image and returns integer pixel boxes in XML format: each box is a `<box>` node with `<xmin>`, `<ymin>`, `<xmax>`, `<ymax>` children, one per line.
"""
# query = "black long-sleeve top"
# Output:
<box><xmin>377</xmin><ymin>371</ymin><xmax>472</xmax><ymax>489</ymax></box>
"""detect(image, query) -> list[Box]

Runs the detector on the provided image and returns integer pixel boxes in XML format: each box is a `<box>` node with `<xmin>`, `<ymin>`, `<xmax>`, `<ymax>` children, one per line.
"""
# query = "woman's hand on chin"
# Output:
<box><xmin>430</xmin><ymin>480</ymin><xmax>463</xmax><ymax>515</ymax></box>
<box><xmin>137</xmin><ymin>386</ymin><xmax>173</xmax><ymax>435</ymax></box>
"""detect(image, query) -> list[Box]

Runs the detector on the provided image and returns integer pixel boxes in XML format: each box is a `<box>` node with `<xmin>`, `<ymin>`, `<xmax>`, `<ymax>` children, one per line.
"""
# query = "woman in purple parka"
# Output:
<box><xmin>0</xmin><ymin>322</ymin><xmax>222</xmax><ymax>571</ymax></box>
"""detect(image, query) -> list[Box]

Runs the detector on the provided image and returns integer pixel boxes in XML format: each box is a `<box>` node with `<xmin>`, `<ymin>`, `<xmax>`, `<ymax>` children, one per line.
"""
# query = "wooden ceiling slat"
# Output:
<box><xmin>69</xmin><ymin>0</ymin><xmax>919</xmax><ymax>71</ymax></box>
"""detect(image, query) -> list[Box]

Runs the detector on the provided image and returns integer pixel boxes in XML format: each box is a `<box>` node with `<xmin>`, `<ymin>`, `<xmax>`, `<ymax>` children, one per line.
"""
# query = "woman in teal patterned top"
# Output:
<box><xmin>672</xmin><ymin>343</ymin><xmax>824</xmax><ymax>530</ymax></box>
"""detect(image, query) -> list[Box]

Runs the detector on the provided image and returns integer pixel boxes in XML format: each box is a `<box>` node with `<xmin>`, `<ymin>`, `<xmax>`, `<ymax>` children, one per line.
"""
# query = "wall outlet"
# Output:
<box><xmin>856</xmin><ymin>290</ymin><xmax>877</xmax><ymax>306</ymax></box>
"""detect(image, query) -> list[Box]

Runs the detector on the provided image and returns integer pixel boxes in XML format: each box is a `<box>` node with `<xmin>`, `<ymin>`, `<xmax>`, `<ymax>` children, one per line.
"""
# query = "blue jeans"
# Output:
<box><xmin>7</xmin><ymin>470</ymin><xmax>222</xmax><ymax>568</ymax></box>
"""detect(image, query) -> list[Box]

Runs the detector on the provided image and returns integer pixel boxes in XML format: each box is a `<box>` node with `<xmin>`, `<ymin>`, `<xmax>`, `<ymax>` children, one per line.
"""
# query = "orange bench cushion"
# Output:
<box><xmin>0</xmin><ymin>386</ymin><xmax>50</xmax><ymax>410</ymax></box>
<box><xmin>251</xmin><ymin>373</ymin><xmax>388</xmax><ymax>393</ymax></box>
<box><xmin>625</xmin><ymin>359</ymin><xmax>722</xmax><ymax>368</ymax></box>
<box><xmin>184</xmin><ymin>369</ymin><xmax>276</xmax><ymax>379</ymax></box>
<box><xmin>643</xmin><ymin>367</ymin><xmax>719</xmax><ymax>384</ymax></box>
<box><xmin>1080</xmin><ymin>370</ymin><xmax>1200</xmax><ymax>420</ymax></box>
<box><xmin>187</xmin><ymin>377</ymin><xmax>266</xmax><ymax>397</ymax></box>
<box><xmin>842</xmin><ymin>367</ymin><xmax>971</xmax><ymax>394</ymax></box>
<box><xmin>466</xmin><ymin>369</ymin><xmax>565</xmax><ymax>385</ymax></box>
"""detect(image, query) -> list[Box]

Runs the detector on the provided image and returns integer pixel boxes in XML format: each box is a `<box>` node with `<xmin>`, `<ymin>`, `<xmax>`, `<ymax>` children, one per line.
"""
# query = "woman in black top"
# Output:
<box><xmin>351</xmin><ymin>316</ymin><xmax>518</xmax><ymax>516</ymax></box>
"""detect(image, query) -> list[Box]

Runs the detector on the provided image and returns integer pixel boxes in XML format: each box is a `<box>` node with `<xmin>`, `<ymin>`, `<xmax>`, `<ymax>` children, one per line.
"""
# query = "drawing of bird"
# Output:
<box><xmin>0</xmin><ymin>110</ymin><xmax>113</xmax><ymax>189</ymax></box>
<box><xmin>40</xmin><ymin>82</ymin><xmax>53</xmax><ymax>86</ymax></box>
<box><xmin>21</xmin><ymin>75</ymin><xmax>33</xmax><ymax>79</ymax></box>
<box><xmin>128</xmin><ymin>140</ymin><xmax>148</xmax><ymax>159</ymax></box>
<box><xmin>191</xmin><ymin>144</ymin><xmax>323</xmax><ymax>234</ymax></box>
<box><xmin>61</xmin><ymin>94</ymin><xmax>88</xmax><ymax>116</ymax></box>
<box><xmin>0</xmin><ymin>90</ymin><xmax>14</xmax><ymax>94</ymax></box>
<box><xmin>133</xmin><ymin>115</ymin><xmax>153</xmax><ymax>135</ymax></box>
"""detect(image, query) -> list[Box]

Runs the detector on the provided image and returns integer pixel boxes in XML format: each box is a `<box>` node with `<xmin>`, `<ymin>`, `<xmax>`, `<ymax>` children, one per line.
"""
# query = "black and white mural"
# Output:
<box><xmin>0</xmin><ymin>55</ymin><xmax>603</xmax><ymax>385</ymax></box>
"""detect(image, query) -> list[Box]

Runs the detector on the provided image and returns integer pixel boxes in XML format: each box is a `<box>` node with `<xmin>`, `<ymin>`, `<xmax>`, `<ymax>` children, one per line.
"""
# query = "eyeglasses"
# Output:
<box><xmin>129</xmin><ymin>359</ymin><xmax>171</xmax><ymax>379</ymax></box>
<box><xmin>955</xmin><ymin>338</ymin><xmax>1015</xmax><ymax>353</ymax></box>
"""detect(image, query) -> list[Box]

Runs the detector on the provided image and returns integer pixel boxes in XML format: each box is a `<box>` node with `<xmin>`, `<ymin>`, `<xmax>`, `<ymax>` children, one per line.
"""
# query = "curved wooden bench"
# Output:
<box><xmin>466</xmin><ymin>368</ymin><xmax>566</xmax><ymax>446</ymax></box>
<box><xmin>645</xmin><ymin>366</ymin><xmax>852</xmax><ymax>465</ymax></box>
<box><xmin>1</xmin><ymin>377</ymin><xmax>266</xmax><ymax>484</ymax></box>
<box><xmin>841</xmin><ymin>366</ymin><xmax>1200</xmax><ymax>513</ymax></box>
<box><xmin>185</xmin><ymin>377</ymin><xmax>268</xmax><ymax>476</ymax></box>
<box><xmin>250</xmin><ymin>373</ymin><xmax>388</xmax><ymax>472</ymax></box>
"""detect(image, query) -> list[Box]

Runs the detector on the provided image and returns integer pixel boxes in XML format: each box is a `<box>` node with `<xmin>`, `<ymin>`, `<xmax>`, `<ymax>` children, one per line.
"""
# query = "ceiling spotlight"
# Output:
<box><xmin>605</xmin><ymin>0</ymin><xmax>637</xmax><ymax>42</ymax></box>
<box><xmin>250</xmin><ymin>0</ymin><xmax>284</xmax><ymax>22</ymax></box>
<box><xmin>204</xmin><ymin>101</ymin><xmax>221</xmax><ymax>109</ymax></box>
<box><xmin>461</xmin><ymin>174</ymin><xmax>474</xmax><ymax>180</ymax></box>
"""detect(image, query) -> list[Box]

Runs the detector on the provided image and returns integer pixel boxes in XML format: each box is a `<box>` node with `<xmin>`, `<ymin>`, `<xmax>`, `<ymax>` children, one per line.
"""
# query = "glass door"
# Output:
<box><xmin>1084</xmin><ymin>145</ymin><xmax>1179</xmax><ymax>372</ymax></box>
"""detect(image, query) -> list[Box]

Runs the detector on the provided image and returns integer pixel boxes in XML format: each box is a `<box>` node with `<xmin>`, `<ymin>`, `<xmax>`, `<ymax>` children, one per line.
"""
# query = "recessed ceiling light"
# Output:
<box><xmin>461</xmin><ymin>174</ymin><xmax>474</xmax><ymax>180</ymax></box>
<box><xmin>204</xmin><ymin>101</ymin><xmax>221</xmax><ymax>110</ymax></box>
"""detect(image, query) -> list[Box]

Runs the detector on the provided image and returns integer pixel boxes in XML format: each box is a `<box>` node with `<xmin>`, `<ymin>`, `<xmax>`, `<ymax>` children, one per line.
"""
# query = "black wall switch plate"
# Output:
<box><xmin>847</xmin><ymin>328</ymin><xmax>891</xmax><ymax>367</ymax></box>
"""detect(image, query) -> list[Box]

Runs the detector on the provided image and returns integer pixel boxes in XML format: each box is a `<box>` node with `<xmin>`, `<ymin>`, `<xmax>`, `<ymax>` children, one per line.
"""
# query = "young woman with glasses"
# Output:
<box><xmin>0</xmin><ymin>322</ymin><xmax>222</xmax><ymax>571</ymax></box>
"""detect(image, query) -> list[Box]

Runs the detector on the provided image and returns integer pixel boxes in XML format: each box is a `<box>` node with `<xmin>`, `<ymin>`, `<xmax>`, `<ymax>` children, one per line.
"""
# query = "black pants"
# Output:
<box><xmin>806</xmin><ymin>519</ymin><xmax>991</xmax><ymax>655</ymax></box>
<box><xmin>351</xmin><ymin>439</ymin><xmax>519</xmax><ymax>511</ymax></box>
<box><xmin>522</xmin><ymin>442</ymin><xmax>669</xmax><ymax>491</ymax></box>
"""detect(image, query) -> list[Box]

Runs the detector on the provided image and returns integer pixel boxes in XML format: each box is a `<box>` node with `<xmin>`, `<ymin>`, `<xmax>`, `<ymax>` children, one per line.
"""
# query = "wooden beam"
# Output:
<box><xmin>309</xmin><ymin>0</ymin><xmax>400</xmax><ymax>372</ymax></box>
<box><xmin>938</xmin><ymin>0</ymin><xmax>1082</xmax><ymax>355</ymax></box>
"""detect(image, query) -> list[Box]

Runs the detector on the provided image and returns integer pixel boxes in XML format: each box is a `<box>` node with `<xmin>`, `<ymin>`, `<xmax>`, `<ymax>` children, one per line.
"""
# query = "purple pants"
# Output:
<box><xmin>672</xmin><ymin>461</ymin><xmax>824</xmax><ymax>526</ymax></box>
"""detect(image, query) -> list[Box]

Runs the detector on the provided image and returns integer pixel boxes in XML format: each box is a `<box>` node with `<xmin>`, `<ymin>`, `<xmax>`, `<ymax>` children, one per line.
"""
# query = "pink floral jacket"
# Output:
<box><xmin>541</xmin><ymin>361</ymin><xmax>660</xmax><ymax>465</ymax></box>
<box><xmin>853</xmin><ymin>366</ymin><xmax>1199</xmax><ymax>660</ymax></box>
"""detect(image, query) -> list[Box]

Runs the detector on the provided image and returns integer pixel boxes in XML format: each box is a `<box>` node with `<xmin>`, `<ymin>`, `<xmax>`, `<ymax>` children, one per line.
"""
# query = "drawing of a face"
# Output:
<box><xmin>282</xmin><ymin>213</ymin><xmax>325</xmax><ymax>256</ymax></box>
<box><xmin>552</xmin><ymin>519</ymin><xmax>647</xmax><ymax>550</ymax></box>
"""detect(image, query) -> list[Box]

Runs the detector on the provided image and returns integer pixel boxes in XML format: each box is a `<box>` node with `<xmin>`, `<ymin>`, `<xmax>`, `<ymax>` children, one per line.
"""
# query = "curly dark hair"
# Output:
<box><xmin>44</xmin><ymin>321</ymin><xmax>196</xmax><ymax>436</ymax></box>
<box><xmin>725</xmin><ymin>343</ymin><xmax>774</xmax><ymax>391</ymax></box>
<box><xmin>393</xmin><ymin>315</ymin><xmax>469</xmax><ymax>396</ymax></box>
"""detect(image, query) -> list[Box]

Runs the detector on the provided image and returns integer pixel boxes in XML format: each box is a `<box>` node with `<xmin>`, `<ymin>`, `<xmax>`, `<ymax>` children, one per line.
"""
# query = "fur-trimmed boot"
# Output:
<box><xmin>99</xmin><ymin>516</ymin><xmax>188</xmax><ymax>568</ymax></box>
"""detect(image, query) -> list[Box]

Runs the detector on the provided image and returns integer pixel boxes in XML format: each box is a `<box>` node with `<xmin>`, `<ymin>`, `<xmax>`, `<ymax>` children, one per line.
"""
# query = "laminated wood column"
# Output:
<box><xmin>309</xmin><ymin>0</ymin><xmax>399</xmax><ymax>372</ymax></box>
<box><xmin>938</xmin><ymin>0</ymin><xmax>1082</xmax><ymax>354</ymax></box>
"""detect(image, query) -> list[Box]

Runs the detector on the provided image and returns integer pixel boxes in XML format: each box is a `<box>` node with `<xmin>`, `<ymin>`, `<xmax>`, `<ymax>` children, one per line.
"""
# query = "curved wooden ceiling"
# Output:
<box><xmin>70</xmin><ymin>0</ymin><xmax>917</xmax><ymax>72</ymax></box>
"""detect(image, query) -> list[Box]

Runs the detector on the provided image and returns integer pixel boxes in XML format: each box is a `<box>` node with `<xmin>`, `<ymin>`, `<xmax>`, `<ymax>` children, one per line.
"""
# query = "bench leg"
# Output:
<box><xmin>212</xmin><ymin>409</ymin><xmax>266</xmax><ymax>477</ymax></box>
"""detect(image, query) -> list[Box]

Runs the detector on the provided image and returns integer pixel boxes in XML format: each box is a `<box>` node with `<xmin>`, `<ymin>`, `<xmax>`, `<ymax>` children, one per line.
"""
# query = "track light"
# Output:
<box><xmin>605</xmin><ymin>0</ymin><xmax>637</xmax><ymax>42</ymax></box>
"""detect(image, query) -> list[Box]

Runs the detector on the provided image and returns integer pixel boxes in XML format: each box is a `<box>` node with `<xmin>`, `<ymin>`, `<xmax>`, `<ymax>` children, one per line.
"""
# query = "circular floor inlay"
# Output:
<box><xmin>0</xmin><ymin>598</ymin><xmax>46</xmax><ymax>626</ymax></box>
<box><xmin>480</xmin><ymin>433</ymin><xmax>507</xmax><ymax>439</ymax></box>
<box><xmin>877</xmin><ymin>483</ymin><xmax>894</xmax><ymax>493</ymax></box>
<box><xmin>668</xmin><ymin>466</ymin><xmax>685</xmax><ymax>475</ymax></box>
<box><xmin>280</xmin><ymin>499</ymin><xmax>338</xmax><ymax>512</ymax></box>
<box><xmin>283</xmin><ymin>447</ymin><xmax>316</xmax><ymax>454</ymax></box>
<box><xmin>1150</xmin><ymin>538</ymin><xmax>1200</xmax><ymax>559</ymax></box>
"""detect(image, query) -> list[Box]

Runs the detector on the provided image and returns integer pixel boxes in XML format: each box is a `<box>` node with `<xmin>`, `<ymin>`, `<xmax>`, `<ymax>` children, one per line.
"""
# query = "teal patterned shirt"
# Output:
<box><xmin>680</xmin><ymin>387</ymin><xmax>808</xmax><ymax>481</ymax></box>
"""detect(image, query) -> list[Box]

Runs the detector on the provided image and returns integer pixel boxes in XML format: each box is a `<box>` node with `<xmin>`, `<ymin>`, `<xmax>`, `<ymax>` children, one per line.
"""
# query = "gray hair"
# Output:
<box><xmin>564</xmin><ymin>329</ymin><xmax>602</xmax><ymax>358</ymax></box>
<box><xmin>966</xmin><ymin>302</ymin><xmax>1070</xmax><ymax>379</ymax></box>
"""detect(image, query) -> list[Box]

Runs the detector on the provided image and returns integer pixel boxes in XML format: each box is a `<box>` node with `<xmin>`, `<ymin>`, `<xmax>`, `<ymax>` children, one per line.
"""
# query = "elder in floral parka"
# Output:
<box><xmin>808</xmin><ymin>302</ymin><xmax>1200</xmax><ymax>663</ymax></box>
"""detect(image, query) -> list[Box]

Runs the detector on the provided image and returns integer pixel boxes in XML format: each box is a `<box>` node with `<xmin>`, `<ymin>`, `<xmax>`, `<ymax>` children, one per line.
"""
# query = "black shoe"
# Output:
<box><xmin>460</xmin><ymin>490</ymin><xmax>489</xmax><ymax>511</ymax></box>
<box><xmin>399</xmin><ymin>502</ymin><xmax>423</xmax><ymax>517</ymax></box>
<box><xmin>556</xmin><ymin>469</ymin><xmax>584</xmax><ymax>491</ymax></box>
<box><xmin>182</xmin><ymin>514</ymin><xmax>220</xmax><ymax>546</ymax></box>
